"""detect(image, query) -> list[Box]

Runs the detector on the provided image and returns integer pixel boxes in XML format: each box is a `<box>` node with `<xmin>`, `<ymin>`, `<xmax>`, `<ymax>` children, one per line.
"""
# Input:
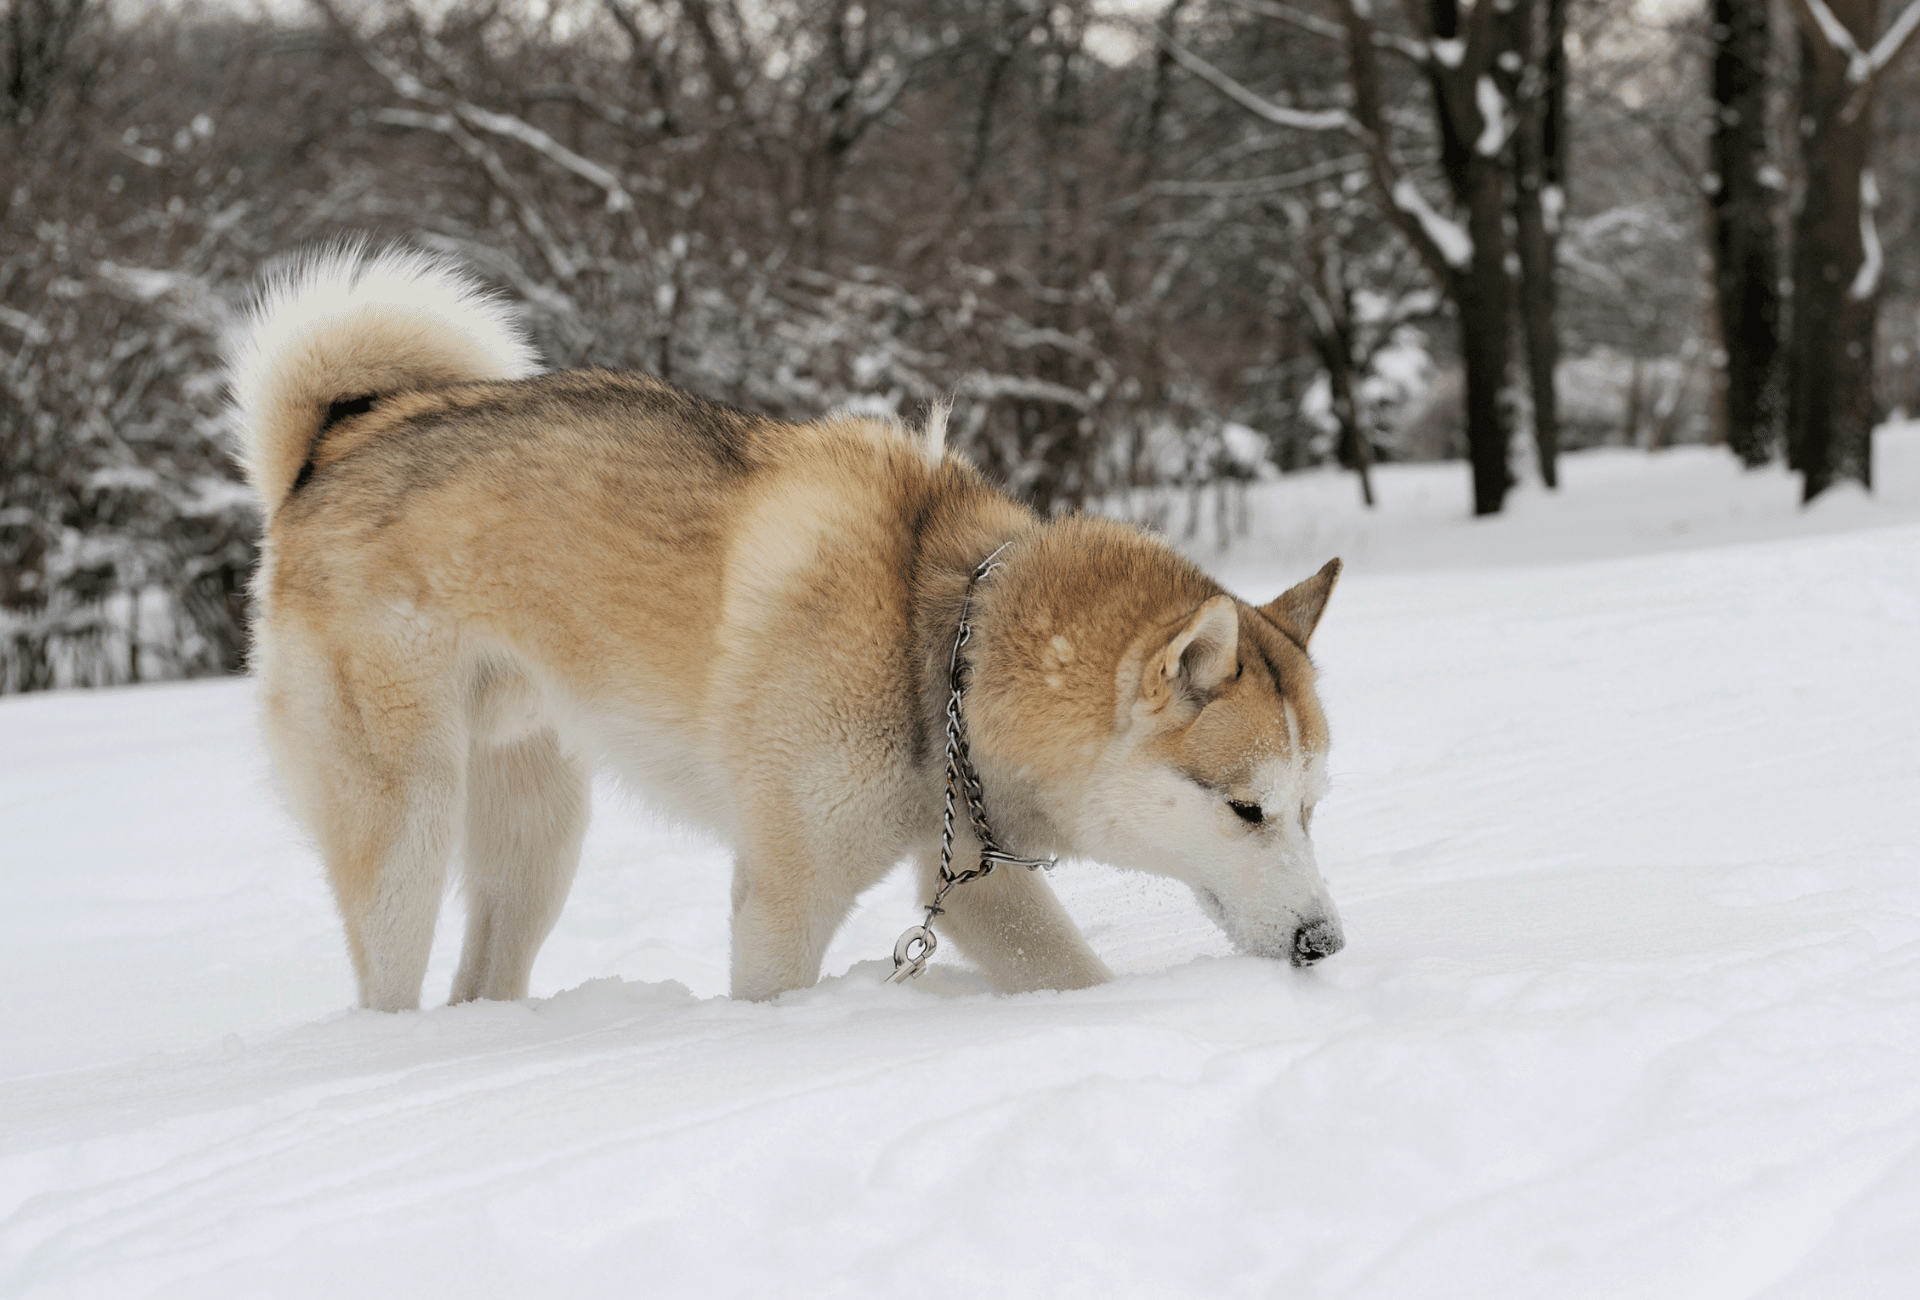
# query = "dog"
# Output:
<box><xmin>228</xmin><ymin>247</ymin><xmax>1345</xmax><ymax>1010</ymax></box>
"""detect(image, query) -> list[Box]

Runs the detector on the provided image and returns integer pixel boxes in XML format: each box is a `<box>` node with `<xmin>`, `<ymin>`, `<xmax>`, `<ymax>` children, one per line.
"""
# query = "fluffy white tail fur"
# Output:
<box><xmin>228</xmin><ymin>245</ymin><xmax>541</xmax><ymax>513</ymax></box>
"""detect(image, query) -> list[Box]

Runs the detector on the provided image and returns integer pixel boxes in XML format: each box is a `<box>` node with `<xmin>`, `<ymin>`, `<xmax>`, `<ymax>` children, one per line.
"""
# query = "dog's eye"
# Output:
<box><xmin>1228</xmin><ymin>800</ymin><xmax>1264</xmax><ymax>825</ymax></box>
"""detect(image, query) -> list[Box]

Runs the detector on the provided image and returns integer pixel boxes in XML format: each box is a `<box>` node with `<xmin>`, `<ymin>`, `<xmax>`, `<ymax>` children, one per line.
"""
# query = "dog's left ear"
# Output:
<box><xmin>1261</xmin><ymin>558</ymin><xmax>1342</xmax><ymax>647</ymax></box>
<box><xmin>1145</xmin><ymin>595</ymin><xmax>1240</xmax><ymax>706</ymax></box>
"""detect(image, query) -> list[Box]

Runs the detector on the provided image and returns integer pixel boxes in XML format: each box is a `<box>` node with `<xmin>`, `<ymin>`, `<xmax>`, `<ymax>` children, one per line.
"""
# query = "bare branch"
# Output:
<box><xmin>1142</xmin><ymin>154</ymin><xmax>1370</xmax><ymax>201</ymax></box>
<box><xmin>1224</xmin><ymin>0</ymin><xmax>1428</xmax><ymax>63</ymax></box>
<box><xmin>370</xmin><ymin>107</ymin><xmax>580</xmax><ymax>285</ymax></box>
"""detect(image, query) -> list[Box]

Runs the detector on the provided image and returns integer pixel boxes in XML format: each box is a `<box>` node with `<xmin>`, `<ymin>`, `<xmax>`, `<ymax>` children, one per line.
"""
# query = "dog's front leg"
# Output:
<box><xmin>914</xmin><ymin>845</ymin><xmax>1112</xmax><ymax>993</ymax></box>
<box><xmin>728</xmin><ymin>833</ymin><xmax>874</xmax><ymax>1001</ymax></box>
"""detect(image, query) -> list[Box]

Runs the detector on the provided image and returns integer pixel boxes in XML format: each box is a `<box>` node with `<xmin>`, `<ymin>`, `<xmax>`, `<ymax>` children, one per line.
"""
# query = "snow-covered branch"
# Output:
<box><xmin>373</xmin><ymin>108</ymin><xmax>581</xmax><ymax>284</ymax></box>
<box><xmin>1867</xmin><ymin>0</ymin><xmax>1920</xmax><ymax>77</ymax></box>
<box><xmin>1392</xmin><ymin>179</ymin><xmax>1472</xmax><ymax>269</ymax></box>
<box><xmin>1142</xmin><ymin>21</ymin><xmax>1353</xmax><ymax>132</ymax></box>
<box><xmin>1473</xmin><ymin>75</ymin><xmax>1510</xmax><ymax>156</ymax></box>
<box><xmin>1133</xmin><ymin>155</ymin><xmax>1369</xmax><ymax>204</ymax></box>
<box><xmin>320</xmin><ymin>0</ymin><xmax>634</xmax><ymax>213</ymax></box>
<box><xmin>0</xmin><ymin>306</ymin><xmax>50</xmax><ymax>345</ymax></box>
<box><xmin>1791</xmin><ymin>0</ymin><xmax>1871</xmax><ymax>81</ymax></box>
<box><xmin>1849</xmin><ymin>170</ymin><xmax>1882</xmax><ymax>301</ymax></box>
<box><xmin>450</xmin><ymin>104</ymin><xmax>634</xmax><ymax>213</ymax></box>
<box><xmin>956</xmin><ymin>372</ymin><xmax>1096</xmax><ymax>410</ymax></box>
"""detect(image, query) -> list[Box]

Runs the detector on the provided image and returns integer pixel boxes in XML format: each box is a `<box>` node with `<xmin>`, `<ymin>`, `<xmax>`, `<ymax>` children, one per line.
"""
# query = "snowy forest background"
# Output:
<box><xmin>4</xmin><ymin>0</ymin><xmax>1919</xmax><ymax>694</ymax></box>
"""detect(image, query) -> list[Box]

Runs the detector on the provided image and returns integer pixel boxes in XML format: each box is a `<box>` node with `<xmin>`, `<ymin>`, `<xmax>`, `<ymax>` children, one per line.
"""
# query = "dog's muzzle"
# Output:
<box><xmin>1290</xmin><ymin>919</ymin><xmax>1344</xmax><ymax>967</ymax></box>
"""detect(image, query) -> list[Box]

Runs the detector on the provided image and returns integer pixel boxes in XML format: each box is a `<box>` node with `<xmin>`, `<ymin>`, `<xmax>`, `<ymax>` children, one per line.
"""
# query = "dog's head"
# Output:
<box><xmin>977</xmin><ymin>538</ymin><xmax>1344</xmax><ymax>968</ymax></box>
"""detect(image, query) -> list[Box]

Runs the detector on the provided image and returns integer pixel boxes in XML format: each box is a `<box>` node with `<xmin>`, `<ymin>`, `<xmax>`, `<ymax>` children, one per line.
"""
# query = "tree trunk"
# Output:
<box><xmin>1312</xmin><ymin>314</ymin><xmax>1376</xmax><ymax>508</ymax></box>
<box><xmin>1710</xmin><ymin>0</ymin><xmax>1786</xmax><ymax>466</ymax></box>
<box><xmin>1459</xmin><ymin>153</ymin><xmax>1515</xmax><ymax>516</ymax></box>
<box><xmin>1625</xmin><ymin>353</ymin><xmax>1645</xmax><ymax>444</ymax></box>
<box><xmin>1339</xmin><ymin>0</ymin><xmax>1517</xmax><ymax>515</ymax></box>
<box><xmin>1510</xmin><ymin>0</ymin><xmax>1566</xmax><ymax>489</ymax></box>
<box><xmin>1787</xmin><ymin>0</ymin><xmax>1880</xmax><ymax>500</ymax></box>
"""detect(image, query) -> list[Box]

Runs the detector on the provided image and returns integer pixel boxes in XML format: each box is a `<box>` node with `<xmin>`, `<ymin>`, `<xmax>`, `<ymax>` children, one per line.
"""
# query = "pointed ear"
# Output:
<box><xmin>1261</xmin><ymin>558</ymin><xmax>1342</xmax><ymax>647</ymax></box>
<box><xmin>1143</xmin><ymin>595</ymin><xmax>1240</xmax><ymax>706</ymax></box>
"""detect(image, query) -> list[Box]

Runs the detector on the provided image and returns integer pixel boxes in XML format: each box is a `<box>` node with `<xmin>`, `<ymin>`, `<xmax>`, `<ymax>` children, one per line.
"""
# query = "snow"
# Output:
<box><xmin>1216</xmin><ymin>420</ymin><xmax>1920</xmax><ymax>575</ymax></box>
<box><xmin>1870</xmin><ymin>0</ymin><xmax>1920</xmax><ymax>77</ymax></box>
<box><xmin>1850</xmin><ymin>169</ymin><xmax>1882</xmax><ymax>302</ymax></box>
<box><xmin>1541</xmin><ymin>182</ymin><xmax>1565</xmax><ymax>234</ymax></box>
<box><xmin>1393</xmin><ymin>179</ymin><xmax>1474</xmax><ymax>269</ymax></box>
<box><xmin>1474</xmin><ymin>75</ymin><xmax>1508</xmax><ymax>156</ymax></box>
<box><xmin>7</xmin><ymin>426</ymin><xmax>1920</xmax><ymax>1297</ymax></box>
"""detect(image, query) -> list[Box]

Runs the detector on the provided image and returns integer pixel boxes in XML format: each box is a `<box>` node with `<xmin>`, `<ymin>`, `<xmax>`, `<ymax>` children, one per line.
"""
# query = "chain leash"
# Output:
<box><xmin>887</xmin><ymin>541</ymin><xmax>1055</xmax><ymax>983</ymax></box>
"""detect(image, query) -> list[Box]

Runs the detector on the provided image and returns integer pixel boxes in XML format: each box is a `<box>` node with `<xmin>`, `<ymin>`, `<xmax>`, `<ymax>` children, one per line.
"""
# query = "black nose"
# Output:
<box><xmin>1290</xmin><ymin>920</ymin><xmax>1343</xmax><ymax>967</ymax></box>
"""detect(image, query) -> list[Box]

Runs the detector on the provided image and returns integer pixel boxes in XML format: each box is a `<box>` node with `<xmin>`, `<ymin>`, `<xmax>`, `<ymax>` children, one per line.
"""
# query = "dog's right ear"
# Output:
<box><xmin>1143</xmin><ymin>595</ymin><xmax>1239</xmax><ymax>708</ymax></box>
<box><xmin>1261</xmin><ymin>558</ymin><xmax>1342</xmax><ymax>647</ymax></box>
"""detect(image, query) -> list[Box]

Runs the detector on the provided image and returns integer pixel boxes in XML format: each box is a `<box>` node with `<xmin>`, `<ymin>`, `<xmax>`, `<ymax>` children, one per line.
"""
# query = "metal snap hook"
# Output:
<box><xmin>887</xmin><ymin>925</ymin><xmax>937</xmax><ymax>983</ymax></box>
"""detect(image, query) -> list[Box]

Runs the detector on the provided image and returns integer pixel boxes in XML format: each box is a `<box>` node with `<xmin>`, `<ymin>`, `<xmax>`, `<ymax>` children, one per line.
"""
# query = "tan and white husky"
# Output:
<box><xmin>229</xmin><ymin>247</ymin><xmax>1345</xmax><ymax>1010</ymax></box>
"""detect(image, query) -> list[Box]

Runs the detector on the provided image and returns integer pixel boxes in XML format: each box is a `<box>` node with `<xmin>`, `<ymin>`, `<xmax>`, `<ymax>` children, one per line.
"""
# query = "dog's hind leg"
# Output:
<box><xmin>263</xmin><ymin>635</ymin><xmax>466</xmax><ymax>1013</ymax></box>
<box><xmin>914</xmin><ymin>845</ymin><xmax>1112</xmax><ymax>993</ymax></box>
<box><xmin>451</xmin><ymin>729</ymin><xmax>590</xmax><ymax>1003</ymax></box>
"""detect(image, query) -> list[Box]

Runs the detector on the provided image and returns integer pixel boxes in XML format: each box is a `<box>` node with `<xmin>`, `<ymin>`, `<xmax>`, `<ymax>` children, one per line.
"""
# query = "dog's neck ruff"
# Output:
<box><xmin>886</xmin><ymin>541</ymin><xmax>1055</xmax><ymax>983</ymax></box>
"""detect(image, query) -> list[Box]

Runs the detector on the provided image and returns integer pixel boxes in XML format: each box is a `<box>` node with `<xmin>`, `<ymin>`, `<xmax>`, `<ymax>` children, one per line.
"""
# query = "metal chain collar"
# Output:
<box><xmin>886</xmin><ymin>541</ymin><xmax>1055</xmax><ymax>983</ymax></box>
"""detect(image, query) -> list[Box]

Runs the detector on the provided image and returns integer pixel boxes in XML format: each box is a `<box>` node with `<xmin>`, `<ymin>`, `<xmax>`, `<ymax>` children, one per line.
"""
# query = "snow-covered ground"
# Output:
<box><xmin>5</xmin><ymin>429</ymin><xmax>1920</xmax><ymax>1298</ymax></box>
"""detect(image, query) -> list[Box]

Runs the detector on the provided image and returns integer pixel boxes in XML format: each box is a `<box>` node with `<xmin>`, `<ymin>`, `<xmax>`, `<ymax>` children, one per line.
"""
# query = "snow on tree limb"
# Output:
<box><xmin>1143</xmin><ymin>22</ymin><xmax>1353</xmax><ymax>131</ymax></box>
<box><xmin>1790</xmin><ymin>0</ymin><xmax>1920</xmax><ymax>95</ymax></box>
<box><xmin>1139</xmin><ymin>154</ymin><xmax>1370</xmax><ymax>203</ymax></box>
<box><xmin>956</xmin><ymin>372</ymin><xmax>1094</xmax><ymax>410</ymax></box>
<box><xmin>1792</xmin><ymin>0</ymin><xmax>1872</xmax><ymax>82</ymax></box>
<box><xmin>372</xmin><ymin>108</ymin><xmax>581</xmax><ymax>285</ymax></box>
<box><xmin>1392</xmin><ymin>180</ymin><xmax>1473</xmax><ymax>268</ymax></box>
<box><xmin>450</xmin><ymin>104</ymin><xmax>634</xmax><ymax>213</ymax></box>
<box><xmin>1868</xmin><ymin>0</ymin><xmax>1920</xmax><ymax>76</ymax></box>
<box><xmin>1849</xmin><ymin>170</ymin><xmax>1882</xmax><ymax>301</ymax></box>
<box><xmin>319</xmin><ymin>0</ymin><xmax>633</xmax><ymax>214</ymax></box>
<box><xmin>1474</xmin><ymin>75</ymin><xmax>1509</xmax><ymax>155</ymax></box>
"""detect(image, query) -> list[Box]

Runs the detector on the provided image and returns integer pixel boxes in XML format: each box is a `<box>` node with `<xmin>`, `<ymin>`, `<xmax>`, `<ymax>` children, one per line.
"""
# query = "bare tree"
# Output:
<box><xmin>1783</xmin><ymin>0</ymin><xmax>1920</xmax><ymax>499</ymax></box>
<box><xmin>1708</xmin><ymin>0</ymin><xmax>1786</xmax><ymax>466</ymax></box>
<box><xmin>1162</xmin><ymin>0</ymin><xmax>1553</xmax><ymax>514</ymax></box>
<box><xmin>1509</xmin><ymin>0</ymin><xmax>1569</xmax><ymax>490</ymax></box>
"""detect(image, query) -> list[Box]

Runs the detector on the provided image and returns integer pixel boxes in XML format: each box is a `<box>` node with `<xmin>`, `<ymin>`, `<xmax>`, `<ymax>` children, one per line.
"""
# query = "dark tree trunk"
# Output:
<box><xmin>1422</xmin><ymin>0</ymin><xmax>1516</xmax><ymax>515</ymax></box>
<box><xmin>1510</xmin><ymin>0</ymin><xmax>1566</xmax><ymax>490</ymax></box>
<box><xmin>1455</xmin><ymin>205</ymin><xmax>1514</xmax><ymax>516</ymax></box>
<box><xmin>1302</xmin><ymin>257</ymin><xmax>1376</xmax><ymax>508</ymax></box>
<box><xmin>1338</xmin><ymin>0</ymin><xmax>1518</xmax><ymax>515</ymax></box>
<box><xmin>1787</xmin><ymin>0</ymin><xmax>1880</xmax><ymax>500</ymax></box>
<box><xmin>1710</xmin><ymin>0</ymin><xmax>1786</xmax><ymax>466</ymax></box>
<box><xmin>1435</xmin><ymin>30</ymin><xmax>1517</xmax><ymax>517</ymax></box>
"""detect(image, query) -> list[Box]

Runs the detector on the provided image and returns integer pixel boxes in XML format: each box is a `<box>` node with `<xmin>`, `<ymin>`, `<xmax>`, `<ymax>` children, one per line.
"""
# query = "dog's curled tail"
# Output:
<box><xmin>228</xmin><ymin>245</ymin><xmax>541</xmax><ymax>514</ymax></box>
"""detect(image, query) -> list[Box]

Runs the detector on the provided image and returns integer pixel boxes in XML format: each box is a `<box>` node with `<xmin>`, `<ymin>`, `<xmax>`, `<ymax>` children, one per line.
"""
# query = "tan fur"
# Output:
<box><xmin>234</xmin><ymin>249</ymin><xmax>1347</xmax><ymax>1010</ymax></box>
